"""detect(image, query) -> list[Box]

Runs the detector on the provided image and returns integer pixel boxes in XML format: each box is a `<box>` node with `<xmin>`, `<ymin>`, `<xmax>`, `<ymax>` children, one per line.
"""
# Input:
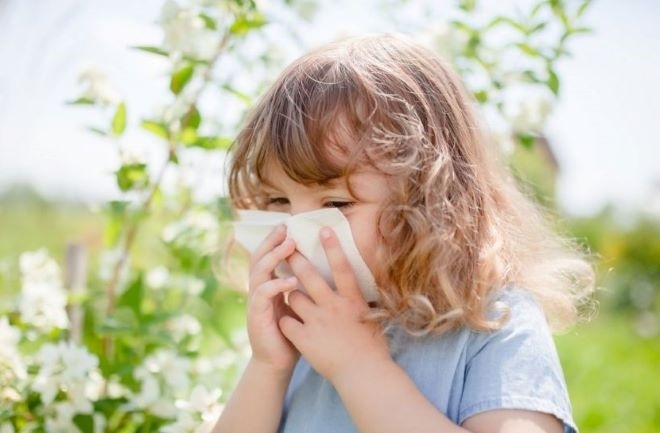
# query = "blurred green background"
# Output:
<box><xmin>1</xmin><ymin>0</ymin><xmax>659</xmax><ymax>432</ymax></box>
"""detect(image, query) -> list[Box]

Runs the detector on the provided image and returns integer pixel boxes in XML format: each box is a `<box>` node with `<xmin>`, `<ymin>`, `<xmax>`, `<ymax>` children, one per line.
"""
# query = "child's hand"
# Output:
<box><xmin>279</xmin><ymin>227</ymin><xmax>391</xmax><ymax>385</ymax></box>
<box><xmin>246</xmin><ymin>224</ymin><xmax>300</xmax><ymax>374</ymax></box>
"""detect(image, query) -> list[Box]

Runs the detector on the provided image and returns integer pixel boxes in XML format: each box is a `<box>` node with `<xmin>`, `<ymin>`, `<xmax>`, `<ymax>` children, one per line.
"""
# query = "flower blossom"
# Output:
<box><xmin>0</xmin><ymin>317</ymin><xmax>26</xmax><ymax>382</ymax></box>
<box><xmin>31</xmin><ymin>341</ymin><xmax>101</xmax><ymax>413</ymax></box>
<box><xmin>160</xmin><ymin>0</ymin><xmax>218</xmax><ymax>61</ymax></box>
<box><xmin>18</xmin><ymin>250</ymin><xmax>69</xmax><ymax>332</ymax></box>
<box><xmin>160</xmin><ymin>385</ymin><xmax>224</xmax><ymax>433</ymax></box>
<box><xmin>78</xmin><ymin>65</ymin><xmax>121</xmax><ymax>106</ymax></box>
<box><xmin>162</xmin><ymin>209</ymin><xmax>220</xmax><ymax>254</ymax></box>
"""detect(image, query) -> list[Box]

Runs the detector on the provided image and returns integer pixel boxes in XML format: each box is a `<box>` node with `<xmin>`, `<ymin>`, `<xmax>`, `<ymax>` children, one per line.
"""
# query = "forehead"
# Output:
<box><xmin>261</xmin><ymin>159</ymin><xmax>390</xmax><ymax>199</ymax></box>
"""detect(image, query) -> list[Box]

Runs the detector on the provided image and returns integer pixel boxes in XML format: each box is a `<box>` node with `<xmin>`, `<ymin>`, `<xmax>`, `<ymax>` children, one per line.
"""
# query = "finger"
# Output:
<box><xmin>319</xmin><ymin>227</ymin><xmax>363</xmax><ymax>301</ymax></box>
<box><xmin>250</xmin><ymin>237</ymin><xmax>296</xmax><ymax>288</ymax></box>
<box><xmin>250</xmin><ymin>276</ymin><xmax>298</xmax><ymax>308</ymax></box>
<box><xmin>278</xmin><ymin>315</ymin><xmax>304</xmax><ymax>346</ymax></box>
<box><xmin>250</xmin><ymin>224</ymin><xmax>287</xmax><ymax>267</ymax></box>
<box><xmin>287</xmin><ymin>252</ymin><xmax>333</xmax><ymax>304</ymax></box>
<box><xmin>286</xmin><ymin>289</ymin><xmax>316</xmax><ymax>322</ymax></box>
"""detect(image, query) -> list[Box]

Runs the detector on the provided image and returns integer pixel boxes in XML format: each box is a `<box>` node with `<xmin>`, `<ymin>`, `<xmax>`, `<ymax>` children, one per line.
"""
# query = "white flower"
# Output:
<box><xmin>106</xmin><ymin>376</ymin><xmax>130</xmax><ymax>399</ymax></box>
<box><xmin>147</xmin><ymin>350</ymin><xmax>190</xmax><ymax>391</ymax></box>
<box><xmin>32</xmin><ymin>342</ymin><xmax>100</xmax><ymax>410</ymax></box>
<box><xmin>146</xmin><ymin>266</ymin><xmax>171</xmax><ymax>290</ymax></box>
<box><xmin>93</xmin><ymin>413</ymin><xmax>107</xmax><ymax>433</ymax></box>
<box><xmin>162</xmin><ymin>209</ymin><xmax>220</xmax><ymax>254</ymax></box>
<box><xmin>18</xmin><ymin>281</ymin><xmax>69</xmax><ymax>332</ymax></box>
<box><xmin>163</xmin><ymin>95</ymin><xmax>192</xmax><ymax>125</ymax></box>
<box><xmin>128</xmin><ymin>349</ymin><xmax>192</xmax><ymax>418</ymax></box>
<box><xmin>0</xmin><ymin>317</ymin><xmax>25</xmax><ymax>381</ymax></box>
<box><xmin>167</xmin><ymin>314</ymin><xmax>202</xmax><ymax>341</ymax></box>
<box><xmin>182</xmin><ymin>385</ymin><xmax>222</xmax><ymax>414</ymax></box>
<box><xmin>179</xmin><ymin>275</ymin><xmax>205</xmax><ymax>296</ymax></box>
<box><xmin>0</xmin><ymin>423</ymin><xmax>16</xmax><ymax>433</ymax></box>
<box><xmin>419</xmin><ymin>22</ymin><xmax>467</xmax><ymax>59</ymax></box>
<box><xmin>160</xmin><ymin>0</ymin><xmax>217</xmax><ymax>60</ymax></box>
<box><xmin>78</xmin><ymin>65</ymin><xmax>121</xmax><ymax>106</ymax></box>
<box><xmin>44</xmin><ymin>401</ymin><xmax>77</xmax><ymax>433</ymax></box>
<box><xmin>130</xmin><ymin>373</ymin><xmax>159</xmax><ymax>407</ymax></box>
<box><xmin>19</xmin><ymin>249</ymin><xmax>60</xmax><ymax>286</ymax></box>
<box><xmin>492</xmin><ymin>130</ymin><xmax>516</xmax><ymax>156</ymax></box>
<box><xmin>161</xmin><ymin>385</ymin><xmax>224</xmax><ymax>433</ymax></box>
<box><xmin>118</xmin><ymin>141</ymin><xmax>147</xmax><ymax>166</ymax></box>
<box><xmin>17</xmin><ymin>250</ymin><xmax>69</xmax><ymax>332</ymax></box>
<box><xmin>505</xmin><ymin>88</ymin><xmax>554</xmax><ymax>133</ymax></box>
<box><xmin>160</xmin><ymin>412</ymin><xmax>197</xmax><ymax>433</ymax></box>
<box><xmin>0</xmin><ymin>317</ymin><xmax>21</xmax><ymax>347</ymax></box>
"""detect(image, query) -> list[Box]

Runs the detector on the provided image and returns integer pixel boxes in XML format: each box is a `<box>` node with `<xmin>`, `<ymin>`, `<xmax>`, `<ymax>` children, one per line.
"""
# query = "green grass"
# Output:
<box><xmin>556</xmin><ymin>315</ymin><xmax>660</xmax><ymax>433</ymax></box>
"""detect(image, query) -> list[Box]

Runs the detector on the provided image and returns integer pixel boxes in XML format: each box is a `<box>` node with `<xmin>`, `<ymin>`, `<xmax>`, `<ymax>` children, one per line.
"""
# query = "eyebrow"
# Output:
<box><xmin>260</xmin><ymin>175</ymin><xmax>346</xmax><ymax>190</ymax></box>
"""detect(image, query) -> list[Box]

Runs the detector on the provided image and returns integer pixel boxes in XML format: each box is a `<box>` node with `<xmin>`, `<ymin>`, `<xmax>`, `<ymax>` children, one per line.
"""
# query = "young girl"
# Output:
<box><xmin>212</xmin><ymin>33</ymin><xmax>594</xmax><ymax>433</ymax></box>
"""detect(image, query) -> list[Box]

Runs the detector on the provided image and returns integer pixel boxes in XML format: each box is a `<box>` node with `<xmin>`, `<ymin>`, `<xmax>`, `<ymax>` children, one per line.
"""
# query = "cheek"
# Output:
<box><xmin>351</xmin><ymin>221</ymin><xmax>382</xmax><ymax>277</ymax></box>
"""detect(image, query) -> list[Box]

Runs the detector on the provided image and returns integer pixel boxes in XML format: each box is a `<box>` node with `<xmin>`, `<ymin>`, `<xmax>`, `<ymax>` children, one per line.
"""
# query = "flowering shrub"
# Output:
<box><xmin>0</xmin><ymin>0</ymin><xmax>591</xmax><ymax>431</ymax></box>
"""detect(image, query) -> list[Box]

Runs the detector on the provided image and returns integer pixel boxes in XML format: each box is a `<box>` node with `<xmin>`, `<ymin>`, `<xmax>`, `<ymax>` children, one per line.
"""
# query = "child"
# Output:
<box><xmin>212</xmin><ymin>33</ymin><xmax>594</xmax><ymax>433</ymax></box>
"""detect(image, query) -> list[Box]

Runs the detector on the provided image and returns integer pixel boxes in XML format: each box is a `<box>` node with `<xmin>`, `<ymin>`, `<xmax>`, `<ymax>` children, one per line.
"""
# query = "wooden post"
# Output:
<box><xmin>65</xmin><ymin>243</ymin><xmax>87</xmax><ymax>344</ymax></box>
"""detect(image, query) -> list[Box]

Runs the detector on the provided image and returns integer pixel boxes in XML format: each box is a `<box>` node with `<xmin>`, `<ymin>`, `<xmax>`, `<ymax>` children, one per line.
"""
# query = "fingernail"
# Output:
<box><xmin>320</xmin><ymin>227</ymin><xmax>332</xmax><ymax>240</ymax></box>
<box><xmin>275</xmin><ymin>224</ymin><xmax>286</xmax><ymax>233</ymax></box>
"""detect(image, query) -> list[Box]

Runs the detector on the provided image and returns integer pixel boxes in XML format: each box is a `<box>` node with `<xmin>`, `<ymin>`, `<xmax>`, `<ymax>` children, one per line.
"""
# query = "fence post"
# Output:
<box><xmin>65</xmin><ymin>243</ymin><xmax>87</xmax><ymax>344</ymax></box>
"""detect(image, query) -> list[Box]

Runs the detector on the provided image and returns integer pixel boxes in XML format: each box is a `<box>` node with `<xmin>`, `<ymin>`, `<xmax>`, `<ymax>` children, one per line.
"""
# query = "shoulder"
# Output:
<box><xmin>460</xmin><ymin>287</ymin><xmax>577</xmax><ymax>433</ymax></box>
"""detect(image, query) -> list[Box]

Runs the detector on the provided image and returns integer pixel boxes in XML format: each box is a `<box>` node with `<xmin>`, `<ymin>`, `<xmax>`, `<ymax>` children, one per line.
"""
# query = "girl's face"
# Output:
<box><xmin>261</xmin><ymin>161</ymin><xmax>389</xmax><ymax>278</ymax></box>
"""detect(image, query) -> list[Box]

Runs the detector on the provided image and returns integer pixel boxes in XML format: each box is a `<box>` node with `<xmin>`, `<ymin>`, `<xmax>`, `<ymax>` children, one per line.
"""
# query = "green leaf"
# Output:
<box><xmin>73</xmin><ymin>414</ymin><xmax>94</xmax><ymax>433</ymax></box>
<box><xmin>547</xmin><ymin>68</ymin><xmax>560</xmax><ymax>95</ymax></box>
<box><xmin>199</xmin><ymin>13</ymin><xmax>217</xmax><ymax>30</ymax></box>
<box><xmin>118</xmin><ymin>275</ymin><xmax>144</xmax><ymax>319</ymax></box>
<box><xmin>67</xmin><ymin>97</ymin><xmax>95</xmax><ymax>105</ymax></box>
<box><xmin>181</xmin><ymin>105</ymin><xmax>201</xmax><ymax>130</ymax></box>
<box><xmin>132</xmin><ymin>45</ymin><xmax>170</xmax><ymax>57</ymax></box>
<box><xmin>527</xmin><ymin>22</ymin><xmax>547</xmax><ymax>35</ymax></box>
<box><xmin>221</xmin><ymin>84</ymin><xmax>253</xmax><ymax>105</ymax></box>
<box><xmin>180</xmin><ymin>127</ymin><xmax>198</xmax><ymax>145</ymax></box>
<box><xmin>230</xmin><ymin>12</ymin><xmax>267</xmax><ymax>36</ymax></box>
<box><xmin>116</xmin><ymin>163</ymin><xmax>148</xmax><ymax>191</ymax></box>
<box><xmin>569</xmin><ymin>26</ymin><xmax>593</xmax><ymax>36</ymax></box>
<box><xmin>104</xmin><ymin>216</ymin><xmax>122</xmax><ymax>247</ymax></box>
<box><xmin>517</xmin><ymin>133</ymin><xmax>536</xmax><ymax>149</ymax></box>
<box><xmin>486</xmin><ymin>16</ymin><xmax>527</xmax><ymax>33</ymax></box>
<box><xmin>577</xmin><ymin>0</ymin><xmax>593</xmax><ymax>18</ymax></box>
<box><xmin>107</xmin><ymin>200</ymin><xmax>130</xmax><ymax>215</ymax></box>
<box><xmin>458</xmin><ymin>0</ymin><xmax>476</xmax><ymax>12</ymax></box>
<box><xmin>473</xmin><ymin>89</ymin><xmax>489</xmax><ymax>103</ymax></box>
<box><xmin>530</xmin><ymin>1</ymin><xmax>545</xmax><ymax>18</ymax></box>
<box><xmin>170</xmin><ymin>64</ymin><xmax>195</xmax><ymax>95</ymax></box>
<box><xmin>141</xmin><ymin>119</ymin><xmax>169</xmax><ymax>139</ymax></box>
<box><xmin>516</xmin><ymin>43</ymin><xmax>543</xmax><ymax>58</ymax></box>
<box><xmin>87</xmin><ymin>126</ymin><xmax>108</xmax><ymax>136</ymax></box>
<box><xmin>112</xmin><ymin>102</ymin><xmax>127</xmax><ymax>136</ymax></box>
<box><xmin>187</xmin><ymin>136</ymin><xmax>232</xmax><ymax>150</ymax></box>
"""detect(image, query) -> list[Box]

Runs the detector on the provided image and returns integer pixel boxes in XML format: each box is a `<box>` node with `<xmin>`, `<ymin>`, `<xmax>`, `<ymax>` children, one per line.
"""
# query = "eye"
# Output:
<box><xmin>324</xmin><ymin>201</ymin><xmax>354</xmax><ymax>209</ymax></box>
<box><xmin>266</xmin><ymin>197</ymin><xmax>289</xmax><ymax>207</ymax></box>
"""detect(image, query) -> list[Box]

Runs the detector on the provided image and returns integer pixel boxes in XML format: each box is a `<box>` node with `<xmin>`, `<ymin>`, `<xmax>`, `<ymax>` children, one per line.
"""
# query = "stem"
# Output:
<box><xmin>102</xmin><ymin>27</ymin><xmax>234</xmax><ymax>358</ymax></box>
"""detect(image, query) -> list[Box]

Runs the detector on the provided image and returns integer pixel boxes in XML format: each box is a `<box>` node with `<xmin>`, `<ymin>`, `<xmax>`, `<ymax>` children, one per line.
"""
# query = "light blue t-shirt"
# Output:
<box><xmin>279</xmin><ymin>289</ymin><xmax>577</xmax><ymax>433</ymax></box>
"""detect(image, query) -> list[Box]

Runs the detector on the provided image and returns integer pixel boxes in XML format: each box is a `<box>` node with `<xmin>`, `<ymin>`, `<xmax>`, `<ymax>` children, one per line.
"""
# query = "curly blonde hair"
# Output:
<box><xmin>227</xmin><ymin>33</ymin><xmax>595</xmax><ymax>335</ymax></box>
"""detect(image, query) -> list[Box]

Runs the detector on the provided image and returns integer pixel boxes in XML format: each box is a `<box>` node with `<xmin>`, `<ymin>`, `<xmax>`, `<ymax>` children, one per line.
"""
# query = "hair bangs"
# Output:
<box><xmin>252</xmin><ymin>60</ymin><xmax>373</xmax><ymax>187</ymax></box>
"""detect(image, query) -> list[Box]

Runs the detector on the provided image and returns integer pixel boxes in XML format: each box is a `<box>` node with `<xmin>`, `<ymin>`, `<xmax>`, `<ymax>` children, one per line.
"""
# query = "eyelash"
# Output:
<box><xmin>266</xmin><ymin>197</ymin><xmax>289</xmax><ymax>206</ymax></box>
<box><xmin>324</xmin><ymin>201</ymin><xmax>354</xmax><ymax>209</ymax></box>
<box><xmin>265</xmin><ymin>197</ymin><xmax>354</xmax><ymax>209</ymax></box>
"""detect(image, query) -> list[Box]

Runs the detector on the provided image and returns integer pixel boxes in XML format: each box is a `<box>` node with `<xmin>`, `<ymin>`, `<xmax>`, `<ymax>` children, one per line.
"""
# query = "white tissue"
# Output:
<box><xmin>233</xmin><ymin>208</ymin><xmax>380</xmax><ymax>302</ymax></box>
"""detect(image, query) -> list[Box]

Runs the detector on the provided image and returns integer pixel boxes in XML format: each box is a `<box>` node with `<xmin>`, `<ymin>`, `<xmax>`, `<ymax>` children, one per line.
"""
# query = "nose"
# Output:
<box><xmin>289</xmin><ymin>202</ymin><xmax>321</xmax><ymax>216</ymax></box>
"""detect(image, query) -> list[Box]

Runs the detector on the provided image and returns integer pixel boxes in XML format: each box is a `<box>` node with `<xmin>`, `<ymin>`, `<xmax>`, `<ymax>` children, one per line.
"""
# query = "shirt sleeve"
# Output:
<box><xmin>458</xmin><ymin>290</ymin><xmax>578</xmax><ymax>433</ymax></box>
